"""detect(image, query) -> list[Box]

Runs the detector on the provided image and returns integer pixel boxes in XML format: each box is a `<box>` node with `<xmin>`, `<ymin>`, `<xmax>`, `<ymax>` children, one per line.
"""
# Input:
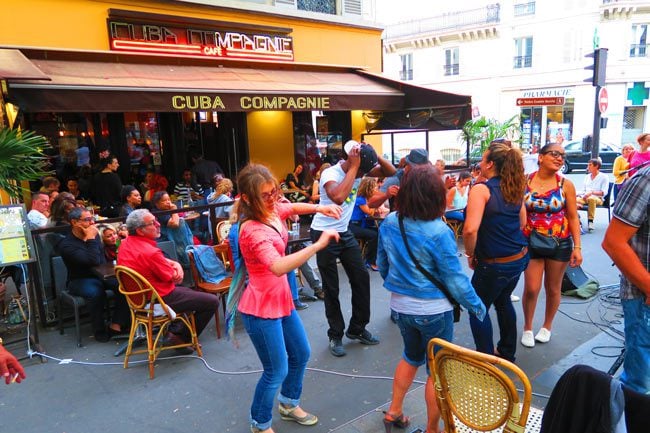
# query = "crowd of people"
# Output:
<box><xmin>5</xmin><ymin>133</ymin><xmax>649</xmax><ymax>433</ymax></box>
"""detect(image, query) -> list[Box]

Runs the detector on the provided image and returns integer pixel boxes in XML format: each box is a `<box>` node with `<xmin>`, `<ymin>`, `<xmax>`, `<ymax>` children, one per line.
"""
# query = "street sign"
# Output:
<box><xmin>598</xmin><ymin>87</ymin><xmax>608</xmax><ymax>114</ymax></box>
<box><xmin>516</xmin><ymin>97</ymin><xmax>565</xmax><ymax>107</ymax></box>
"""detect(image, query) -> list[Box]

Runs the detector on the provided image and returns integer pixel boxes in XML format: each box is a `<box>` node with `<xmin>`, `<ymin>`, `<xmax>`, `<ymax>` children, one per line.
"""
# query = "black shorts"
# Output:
<box><xmin>529</xmin><ymin>236</ymin><xmax>573</xmax><ymax>262</ymax></box>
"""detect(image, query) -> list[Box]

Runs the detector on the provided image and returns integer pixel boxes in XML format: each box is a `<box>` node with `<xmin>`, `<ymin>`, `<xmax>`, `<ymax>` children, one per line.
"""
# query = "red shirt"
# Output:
<box><xmin>117</xmin><ymin>235</ymin><xmax>176</xmax><ymax>297</ymax></box>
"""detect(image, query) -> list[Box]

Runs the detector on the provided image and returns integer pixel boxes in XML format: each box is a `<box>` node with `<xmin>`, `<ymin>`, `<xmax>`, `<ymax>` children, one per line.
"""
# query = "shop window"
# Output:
<box><xmin>400</xmin><ymin>53</ymin><xmax>413</xmax><ymax>81</ymax></box>
<box><xmin>124</xmin><ymin>113</ymin><xmax>160</xmax><ymax>180</ymax></box>
<box><xmin>444</xmin><ymin>48</ymin><xmax>459</xmax><ymax>76</ymax></box>
<box><xmin>514</xmin><ymin>37</ymin><xmax>533</xmax><ymax>69</ymax></box>
<box><xmin>622</xmin><ymin>106</ymin><xmax>645</xmax><ymax>144</ymax></box>
<box><xmin>630</xmin><ymin>24</ymin><xmax>648</xmax><ymax>58</ymax></box>
<box><xmin>297</xmin><ymin>0</ymin><xmax>336</xmax><ymax>14</ymax></box>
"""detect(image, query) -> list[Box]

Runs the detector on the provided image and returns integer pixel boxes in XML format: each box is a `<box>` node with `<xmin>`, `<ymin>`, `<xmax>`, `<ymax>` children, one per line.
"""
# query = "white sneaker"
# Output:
<box><xmin>588</xmin><ymin>222</ymin><xmax>594</xmax><ymax>232</ymax></box>
<box><xmin>521</xmin><ymin>330</ymin><xmax>535</xmax><ymax>348</ymax></box>
<box><xmin>510</xmin><ymin>294</ymin><xmax>520</xmax><ymax>302</ymax></box>
<box><xmin>535</xmin><ymin>328</ymin><xmax>552</xmax><ymax>343</ymax></box>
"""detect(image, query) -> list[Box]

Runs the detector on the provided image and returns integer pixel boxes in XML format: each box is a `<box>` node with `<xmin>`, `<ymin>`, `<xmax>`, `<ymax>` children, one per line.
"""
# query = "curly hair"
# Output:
<box><xmin>486</xmin><ymin>142</ymin><xmax>525</xmax><ymax>205</ymax></box>
<box><xmin>396</xmin><ymin>164</ymin><xmax>446</xmax><ymax>220</ymax></box>
<box><xmin>236</xmin><ymin>164</ymin><xmax>278</xmax><ymax>223</ymax></box>
<box><xmin>215</xmin><ymin>178</ymin><xmax>233</xmax><ymax>195</ymax></box>
<box><xmin>357</xmin><ymin>177</ymin><xmax>377</xmax><ymax>198</ymax></box>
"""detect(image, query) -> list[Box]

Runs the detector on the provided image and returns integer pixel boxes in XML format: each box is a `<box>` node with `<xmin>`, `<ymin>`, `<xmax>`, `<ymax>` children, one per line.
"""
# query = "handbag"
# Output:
<box><xmin>528</xmin><ymin>230</ymin><xmax>559</xmax><ymax>256</ymax></box>
<box><xmin>398</xmin><ymin>215</ymin><xmax>462</xmax><ymax>322</ymax></box>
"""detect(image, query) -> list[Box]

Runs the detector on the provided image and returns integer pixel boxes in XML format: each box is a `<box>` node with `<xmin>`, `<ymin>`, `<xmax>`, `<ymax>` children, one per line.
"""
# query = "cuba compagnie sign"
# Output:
<box><xmin>108</xmin><ymin>19</ymin><xmax>294</xmax><ymax>61</ymax></box>
<box><xmin>171</xmin><ymin>95</ymin><xmax>330</xmax><ymax>111</ymax></box>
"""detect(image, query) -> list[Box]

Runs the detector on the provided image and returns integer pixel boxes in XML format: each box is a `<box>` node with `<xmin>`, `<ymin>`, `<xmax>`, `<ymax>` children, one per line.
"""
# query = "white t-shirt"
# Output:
<box><xmin>311</xmin><ymin>162</ymin><xmax>360</xmax><ymax>232</ymax></box>
<box><xmin>582</xmin><ymin>172</ymin><xmax>609</xmax><ymax>195</ymax></box>
<box><xmin>27</xmin><ymin>209</ymin><xmax>49</xmax><ymax>229</ymax></box>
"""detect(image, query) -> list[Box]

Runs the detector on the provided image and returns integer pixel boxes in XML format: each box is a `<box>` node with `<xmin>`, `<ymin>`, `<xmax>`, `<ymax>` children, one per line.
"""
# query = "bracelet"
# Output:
<box><xmin>574</xmin><ymin>246</ymin><xmax>582</xmax><ymax>249</ymax></box>
<box><xmin>464</xmin><ymin>252</ymin><xmax>474</xmax><ymax>258</ymax></box>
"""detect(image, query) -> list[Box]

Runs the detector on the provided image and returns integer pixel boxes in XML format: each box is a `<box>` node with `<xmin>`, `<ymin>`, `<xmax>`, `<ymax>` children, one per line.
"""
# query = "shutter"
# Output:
<box><xmin>275</xmin><ymin>0</ymin><xmax>297</xmax><ymax>8</ymax></box>
<box><xmin>343</xmin><ymin>0</ymin><xmax>362</xmax><ymax>16</ymax></box>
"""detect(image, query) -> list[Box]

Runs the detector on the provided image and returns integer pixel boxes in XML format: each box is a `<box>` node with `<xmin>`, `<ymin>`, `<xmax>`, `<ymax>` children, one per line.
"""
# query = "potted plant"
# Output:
<box><xmin>459</xmin><ymin>115</ymin><xmax>521</xmax><ymax>153</ymax></box>
<box><xmin>0</xmin><ymin>127</ymin><xmax>52</xmax><ymax>203</ymax></box>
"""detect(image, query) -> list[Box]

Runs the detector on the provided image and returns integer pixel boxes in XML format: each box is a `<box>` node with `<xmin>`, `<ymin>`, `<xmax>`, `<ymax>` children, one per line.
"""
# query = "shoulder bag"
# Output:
<box><xmin>398</xmin><ymin>215</ymin><xmax>462</xmax><ymax>322</ymax></box>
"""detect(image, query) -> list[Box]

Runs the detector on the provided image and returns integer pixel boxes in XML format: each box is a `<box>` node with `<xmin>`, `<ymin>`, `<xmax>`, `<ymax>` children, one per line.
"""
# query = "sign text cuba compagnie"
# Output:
<box><xmin>108</xmin><ymin>19</ymin><xmax>294</xmax><ymax>61</ymax></box>
<box><xmin>171</xmin><ymin>95</ymin><xmax>331</xmax><ymax>111</ymax></box>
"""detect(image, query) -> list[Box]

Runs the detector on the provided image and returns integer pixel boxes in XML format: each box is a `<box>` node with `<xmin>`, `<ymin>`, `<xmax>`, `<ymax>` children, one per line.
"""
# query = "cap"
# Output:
<box><xmin>344</xmin><ymin>140</ymin><xmax>378</xmax><ymax>174</ymax></box>
<box><xmin>405</xmin><ymin>148</ymin><xmax>429</xmax><ymax>165</ymax></box>
<box><xmin>344</xmin><ymin>140</ymin><xmax>359</xmax><ymax>155</ymax></box>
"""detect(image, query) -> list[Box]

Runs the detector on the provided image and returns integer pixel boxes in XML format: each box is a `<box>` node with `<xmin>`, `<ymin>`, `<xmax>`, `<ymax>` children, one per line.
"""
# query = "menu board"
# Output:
<box><xmin>0</xmin><ymin>205</ymin><xmax>36</xmax><ymax>266</ymax></box>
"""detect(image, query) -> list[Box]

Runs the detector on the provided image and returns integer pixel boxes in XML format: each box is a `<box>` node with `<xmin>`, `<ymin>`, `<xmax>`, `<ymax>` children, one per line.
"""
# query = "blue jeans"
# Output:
<box><xmin>621</xmin><ymin>298</ymin><xmax>650</xmax><ymax>394</ymax></box>
<box><xmin>469</xmin><ymin>255</ymin><xmax>529</xmax><ymax>362</ymax></box>
<box><xmin>68</xmin><ymin>277</ymin><xmax>129</xmax><ymax>333</ymax></box>
<box><xmin>242</xmin><ymin>310</ymin><xmax>311</xmax><ymax>430</ymax></box>
<box><xmin>393</xmin><ymin>310</ymin><xmax>453</xmax><ymax>375</ymax></box>
<box><xmin>288</xmin><ymin>269</ymin><xmax>299</xmax><ymax>301</ymax></box>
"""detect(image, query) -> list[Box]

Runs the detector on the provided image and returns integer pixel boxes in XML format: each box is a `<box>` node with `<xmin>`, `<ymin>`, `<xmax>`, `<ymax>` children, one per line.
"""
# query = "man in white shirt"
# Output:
<box><xmin>311</xmin><ymin>140</ymin><xmax>395</xmax><ymax>357</ymax></box>
<box><xmin>27</xmin><ymin>191</ymin><xmax>50</xmax><ymax>230</ymax></box>
<box><xmin>577</xmin><ymin>158</ymin><xmax>609</xmax><ymax>232</ymax></box>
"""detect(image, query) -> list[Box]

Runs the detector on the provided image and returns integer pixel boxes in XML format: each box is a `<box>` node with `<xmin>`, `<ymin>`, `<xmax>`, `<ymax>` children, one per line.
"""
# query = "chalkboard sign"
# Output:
<box><xmin>0</xmin><ymin>205</ymin><xmax>36</xmax><ymax>266</ymax></box>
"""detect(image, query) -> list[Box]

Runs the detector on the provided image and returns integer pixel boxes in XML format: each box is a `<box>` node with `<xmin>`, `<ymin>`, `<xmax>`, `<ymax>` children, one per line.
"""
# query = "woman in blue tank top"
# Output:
<box><xmin>463</xmin><ymin>141</ymin><xmax>529</xmax><ymax>362</ymax></box>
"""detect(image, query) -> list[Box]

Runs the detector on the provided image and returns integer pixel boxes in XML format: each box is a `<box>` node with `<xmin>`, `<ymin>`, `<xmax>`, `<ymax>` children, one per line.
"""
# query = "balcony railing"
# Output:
<box><xmin>400</xmin><ymin>70</ymin><xmax>413</xmax><ymax>81</ymax></box>
<box><xmin>513</xmin><ymin>55</ymin><xmax>532</xmax><ymax>68</ymax></box>
<box><xmin>514</xmin><ymin>2</ymin><xmax>536</xmax><ymax>16</ymax></box>
<box><xmin>630</xmin><ymin>43</ymin><xmax>648</xmax><ymax>57</ymax></box>
<box><xmin>384</xmin><ymin>4</ymin><xmax>500</xmax><ymax>40</ymax></box>
<box><xmin>444</xmin><ymin>63</ymin><xmax>460</xmax><ymax>76</ymax></box>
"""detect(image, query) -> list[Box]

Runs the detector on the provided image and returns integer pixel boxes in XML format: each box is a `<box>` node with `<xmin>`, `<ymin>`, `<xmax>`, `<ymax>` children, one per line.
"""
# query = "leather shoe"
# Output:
<box><xmin>313</xmin><ymin>289</ymin><xmax>325</xmax><ymax>300</ymax></box>
<box><xmin>94</xmin><ymin>329</ymin><xmax>111</xmax><ymax>343</ymax></box>
<box><xmin>345</xmin><ymin>329</ymin><xmax>379</xmax><ymax>345</ymax></box>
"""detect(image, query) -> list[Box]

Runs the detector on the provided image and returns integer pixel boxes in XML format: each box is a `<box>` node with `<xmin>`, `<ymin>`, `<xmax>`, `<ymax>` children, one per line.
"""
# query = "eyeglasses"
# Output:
<box><xmin>261</xmin><ymin>188</ymin><xmax>278</xmax><ymax>201</ymax></box>
<box><xmin>542</xmin><ymin>150</ymin><xmax>566</xmax><ymax>159</ymax></box>
<box><xmin>77</xmin><ymin>217</ymin><xmax>94</xmax><ymax>222</ymax></box>
<box><xmin>140</xmin><ymin>220</ymin><xmax>158</xmax><ymax>228</ymax></box>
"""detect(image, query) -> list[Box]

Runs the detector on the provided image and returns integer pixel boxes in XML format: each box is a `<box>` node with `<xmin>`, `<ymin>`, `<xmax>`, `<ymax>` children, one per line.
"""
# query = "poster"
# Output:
<box><xmin>0</xmin><ymin>205</ymin><xmax>36</xmax><ymax>266</ymax></box>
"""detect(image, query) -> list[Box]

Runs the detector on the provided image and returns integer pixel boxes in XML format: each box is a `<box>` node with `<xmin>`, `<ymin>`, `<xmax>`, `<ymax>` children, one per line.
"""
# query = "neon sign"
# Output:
<box><xmin>108</xmin><ymin>20</ymin><xmax>294</xmax><ymax>61</ymax></box>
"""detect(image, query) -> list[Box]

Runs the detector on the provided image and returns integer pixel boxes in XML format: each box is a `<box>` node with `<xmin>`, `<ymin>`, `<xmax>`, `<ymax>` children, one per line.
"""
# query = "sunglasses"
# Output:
<box><xmin>542</xmin><ymin>150</ymin><xmax>566</xmax><ymax>159</ymax></box>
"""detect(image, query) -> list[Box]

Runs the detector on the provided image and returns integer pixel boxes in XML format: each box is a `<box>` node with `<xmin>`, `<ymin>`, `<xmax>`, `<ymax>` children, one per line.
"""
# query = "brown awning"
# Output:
<box><xmin>6</xmin><ymin>58</ymin><xmax>407</xmax><ymax>112</ymax></box>
<box><xmin>0</xmin><ymin>49</ymin><xmax>50</xmax><ymax>80</ymax></box>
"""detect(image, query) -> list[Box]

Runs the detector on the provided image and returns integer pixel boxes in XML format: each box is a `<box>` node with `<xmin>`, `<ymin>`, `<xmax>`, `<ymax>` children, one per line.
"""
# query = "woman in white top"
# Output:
<box><xmin>444</xmin><ymin>171</ymin><xmax>471</xmax><ymax>221</ymax></box>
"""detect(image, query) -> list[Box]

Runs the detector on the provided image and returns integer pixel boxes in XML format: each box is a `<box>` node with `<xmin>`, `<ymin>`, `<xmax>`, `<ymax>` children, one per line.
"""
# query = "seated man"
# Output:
<box><xmin>576</xmin><ymin>158</ymin><xmax>609</xmax><ymax>232</ymax></box>
<box><xmin>27</xmin><ymin>191</ymin><xmax>50</xmax><ymax>230</ymax></box>
<box><xmin>59</xmin><ymin>207</ymin><xmax>130</xmax><ymax>342</ymax></box>
<box><xmin>118</xmin><ymin>209</ymin><xmax>218</xmax><ymax>348</ymax></box>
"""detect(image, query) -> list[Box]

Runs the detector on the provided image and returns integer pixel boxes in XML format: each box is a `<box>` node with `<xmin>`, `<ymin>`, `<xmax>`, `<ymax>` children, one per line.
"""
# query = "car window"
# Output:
<box><xmin>564</xmin><ymin>141</ymin><xmax>580</xmax><ymax>151</ymax></box>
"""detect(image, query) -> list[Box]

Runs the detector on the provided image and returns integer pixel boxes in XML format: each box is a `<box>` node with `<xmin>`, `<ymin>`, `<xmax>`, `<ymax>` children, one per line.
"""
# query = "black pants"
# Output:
<box><xmin>163</xmin><ymin>286</ymin><xmax>219</xmax><ymax>340</ymax></box>
<box><xmin>348</xmin><ymin>222</ymin><xmax>378</xmax><ymax>265</ymax></box>
<box><xmin>310</xmin><ymin>229</ymin><xmax>371</xmax><ymax>340</ymax></box>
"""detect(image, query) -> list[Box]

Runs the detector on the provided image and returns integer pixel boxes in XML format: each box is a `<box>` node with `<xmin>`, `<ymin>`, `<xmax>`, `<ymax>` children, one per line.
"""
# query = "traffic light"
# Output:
<box><xmin>584</xmin><ymin>48</ymin><xmax>608</xmax><ymax>87</ymax></box>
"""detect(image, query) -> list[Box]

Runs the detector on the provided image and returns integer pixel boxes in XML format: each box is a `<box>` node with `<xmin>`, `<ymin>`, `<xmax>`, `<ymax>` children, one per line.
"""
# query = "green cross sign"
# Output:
<box><xmin>627</xmin><ymin>82</ymin><xmax>649</xmax><ymax>105</ymax></box>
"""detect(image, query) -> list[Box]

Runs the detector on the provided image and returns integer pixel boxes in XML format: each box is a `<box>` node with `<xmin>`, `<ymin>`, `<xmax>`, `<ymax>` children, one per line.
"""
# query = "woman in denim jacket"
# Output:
<box><xmin>377</xmin><ymin>164</ymin><xmax>486</xmax><ymax>433</ymax></box>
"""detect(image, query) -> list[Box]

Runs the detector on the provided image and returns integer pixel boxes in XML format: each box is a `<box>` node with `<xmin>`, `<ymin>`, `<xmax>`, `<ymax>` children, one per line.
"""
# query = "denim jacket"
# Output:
<box><xmin>377</xmin><ymin>212</ymin><xmax>486</xmax><ymax>321</ymax></box>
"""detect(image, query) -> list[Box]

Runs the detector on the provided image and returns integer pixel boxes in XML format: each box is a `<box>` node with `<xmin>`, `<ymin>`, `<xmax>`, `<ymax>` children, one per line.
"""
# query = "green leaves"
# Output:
<box><xmin>459</xmin><ymin>115</ymin><xmax>521</xmax><ymax>153</ymax></box>
<box><xmin>0</xmin><ymin>128</ymin><xmax>53</xmax><ymax>200</ymax></box>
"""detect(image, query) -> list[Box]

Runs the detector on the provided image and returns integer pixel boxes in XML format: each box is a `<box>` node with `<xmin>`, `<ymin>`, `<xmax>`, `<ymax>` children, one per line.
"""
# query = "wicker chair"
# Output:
<box><xmin>427</xmin><ymin>338</ymin><xmax>542</xmax><ymax>433</ymax></box>
<box><xmin>215</xmin><ymin>220</ymin><xmax>232</xmax><ymax>244</ymax></box>
<box><xmin>114</xmin><ymin>265</ymin><xmax>202</xmax><ymax>379</ymax></box>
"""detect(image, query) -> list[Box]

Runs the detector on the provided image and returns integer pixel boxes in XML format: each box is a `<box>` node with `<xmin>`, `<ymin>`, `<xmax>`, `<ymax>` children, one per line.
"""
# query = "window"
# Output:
<box><xmin>400</xmin><ymin>53</ymin><xmax>413</xmax><ymax>81</ymax></box>
<box><xmin>630</xmin><ymin>24</ymin><xmax>647</xmax><ymax>58</ymax></box>
<box><xmin>514</xmin><ymin>2</ymin><xmax>535</xmax><ymax>17</ymax></box>
<box><xmin>514</xmin><ymin>37</ymin><xmax>533</xmax><ymax>68</ymax></box>
<box><xmin>622</xmin><ymin>106</ymin><xmax>645</xmax><ymax>144</ymax></box>
<box><xmin>444</xmin><ymin>48</ymin><xmax>459</xmax><ymax>76</ymax></box>
<box><xmin>297</xmin><ymin>0</ymin><xmax>336</xmax><ymax>14</ymax></box>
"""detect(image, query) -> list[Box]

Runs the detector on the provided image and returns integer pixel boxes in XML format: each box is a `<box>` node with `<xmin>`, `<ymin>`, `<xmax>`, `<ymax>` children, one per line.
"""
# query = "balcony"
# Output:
<box><xmin>383</xmin><ymin>4</ymin><xmax>500</xmax><ymax>52</ymax></box>
<box><xmin>400</xmin><ymin>70</ymin><xmax>413</xmax><ymax>81</ymax></box>
<box><xmin>514</xmin><ymin>2</ymin><xmax>536</xmax><ymax>17</ymax></box>
<box><xmin>513</xmin><ymin>55</ymin><xmax>532</xmax><ymax>69</ymax></box>
<box><xmin>444</xmin><ymin>63</ymin><xmax>460</xmax><ymax>76</ymax></box>
<box><xmin>630</xmin><ymin>43</ymin><xmax>648</xmax><ymax>57</ymax></box>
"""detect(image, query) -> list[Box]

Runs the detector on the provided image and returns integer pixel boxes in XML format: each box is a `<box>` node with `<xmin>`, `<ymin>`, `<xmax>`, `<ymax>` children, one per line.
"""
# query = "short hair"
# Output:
<box><xmin>588</xmin><ymin>158</ymin><xmax>602</xmax><ymax>169</ymax></box>
<box><xmin>99</xmin><ymin>156</ymin><xmax>116</xmax><ymax>169</ymax></box>
<box><xmin>67</xmin><ymin>206</ymin><xmax>86</xmax><ymax>222</ymax></box>
<box><xmin>31</xmin><ymin>190</ymin><xmax>49</xmax><ymax>201</ymax></box>
<box><xmin>126</xmin><ymin>209</ymin><xmax>151</xmax><ymax>235</ymax></box>
<box><xmin>42</xmin><ymin>176</ymin><xmax>60</xmax><ymax>189</ymax></box>
<box><xmin>121</xmin><ymin>185</ymin><xmax>138</xmax><ymax>202</ymax></box>
<box><xmin>396</xmin><ymin>164</ymin><xmax>446</xmax><ymax>220</ymax></box>
<box><xmin>151</xmin><ymin>190</ymin><xmax>169</xmax><ymax>207</ymax></box>
<box><xmin>216</xmin><ymin>178</ymin><xmax>233</xmax><ymax>195</ymax></box>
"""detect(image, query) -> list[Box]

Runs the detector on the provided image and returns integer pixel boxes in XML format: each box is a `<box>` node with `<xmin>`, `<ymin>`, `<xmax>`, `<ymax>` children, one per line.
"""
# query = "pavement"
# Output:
<box><xmin>1</xmin><ymin>173</ymin><xmax>625</xmax><ymax>433</ymax></box>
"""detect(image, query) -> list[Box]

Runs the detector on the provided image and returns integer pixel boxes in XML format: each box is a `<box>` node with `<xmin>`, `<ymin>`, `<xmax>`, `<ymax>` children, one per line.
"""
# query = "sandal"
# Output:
<box><xmin>383</xmin><ymin>411</ymin><xmax>410</xmax><ymax>432</ymax></box>
<box><xmin>278</xmin><ymin>403</ymin><xmax>318</xmax><ymax>426</ymax></box>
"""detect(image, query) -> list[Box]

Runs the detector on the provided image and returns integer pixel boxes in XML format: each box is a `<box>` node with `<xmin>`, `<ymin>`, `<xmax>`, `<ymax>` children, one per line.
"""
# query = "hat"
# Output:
<box><xmin>344</xmin><ymin>140</ymin><xmax>378</xmax><ymax>174</ymax></box>
<box><xmin>405</xmin><ymin>148</ymin><xmax>429</xmax><ymax>165</ymax></box>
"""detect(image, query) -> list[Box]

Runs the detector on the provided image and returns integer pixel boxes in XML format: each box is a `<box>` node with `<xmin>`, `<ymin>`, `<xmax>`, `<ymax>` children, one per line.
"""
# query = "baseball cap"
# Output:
<box><xmin>405</xmin><ymin>148</ymin><xmax>429</xmax><ymax>165</ymax></box>
<box><xmin>344</xmin><ymin>140</ymin><xmax>378</xmax><ymax>174</ymax></box>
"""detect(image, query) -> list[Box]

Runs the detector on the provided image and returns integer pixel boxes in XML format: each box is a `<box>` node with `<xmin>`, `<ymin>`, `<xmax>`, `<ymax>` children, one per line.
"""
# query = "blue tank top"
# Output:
<box><xmin>476</xmin><ymin>177</ymin><xmax>528</xmax><ymax>260</ymax></box>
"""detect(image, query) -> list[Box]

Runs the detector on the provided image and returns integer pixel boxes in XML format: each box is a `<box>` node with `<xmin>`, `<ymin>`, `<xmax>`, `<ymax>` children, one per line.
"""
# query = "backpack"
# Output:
<box><xmin>561</xmin><ymin>266</ymin><xmax>599</xmax><ymax>299</ymax></box>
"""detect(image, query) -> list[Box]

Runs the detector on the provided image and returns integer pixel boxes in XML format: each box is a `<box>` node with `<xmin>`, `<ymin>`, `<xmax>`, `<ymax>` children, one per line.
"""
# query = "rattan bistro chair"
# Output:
<box><xmin>114</xmin><ymin>265</ymin><xmax>202</xmax><ymax>379</ymax></box>
<box><xmin>427</xmin><ymin>338</ymin><xmax>542</xmax><ymax>433</ymax></box>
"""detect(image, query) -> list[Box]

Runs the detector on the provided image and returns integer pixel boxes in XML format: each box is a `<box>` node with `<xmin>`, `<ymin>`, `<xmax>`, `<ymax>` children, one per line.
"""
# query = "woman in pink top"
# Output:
<box><xmin>236</xmin><ymin>164</ymin><xmax>341</xmax><ymax>433</ymax></box>
<box><xmin>628</xmin><ymin>132</ymin><xmax>650</xmax><ymax>177</ymax></box>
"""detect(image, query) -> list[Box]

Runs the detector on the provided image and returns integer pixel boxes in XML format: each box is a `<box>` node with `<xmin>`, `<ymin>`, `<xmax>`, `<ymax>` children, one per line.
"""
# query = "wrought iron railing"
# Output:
<box><xmin>444</xmin><ymin>63</ymin><xmax>460</xmax><ymax>76</ymax></box>
<box><xmin>513</xmin><ymin>55</ymin><xmax>532</xmax><ymax>68</ymax></box>
<box><xmin>400</xmin><ymin>69</ymin><xmax>414</xmax><ymax>81</ymax></box>
<box><xmin>630</xmin><ymin>44</ymin><xmax>648</xmax><ymax>57</ymax></box>
<box><xmin>514</xmin><ymin>1</ymin><xmax>536</xmax><ymax>16</ymax></box>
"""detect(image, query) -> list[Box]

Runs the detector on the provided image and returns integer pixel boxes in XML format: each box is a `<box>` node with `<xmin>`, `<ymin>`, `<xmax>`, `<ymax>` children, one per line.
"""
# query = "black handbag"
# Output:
<box><xmin>398</xmin><ymin>215</ymin><xmax>462</xmax><ymax>322</ymax></box>
<box><xmin>528</xmin><ymin>230</ymin><xmax>559</xmax><ymax>256</ymax></box>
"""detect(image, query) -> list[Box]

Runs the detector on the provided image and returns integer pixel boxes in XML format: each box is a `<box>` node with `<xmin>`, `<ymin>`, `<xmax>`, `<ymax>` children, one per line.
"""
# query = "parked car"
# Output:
<box><xmin>561</xmin><ymin>140</ymin><xmax>620</xmax><ymax>173</ymax></box>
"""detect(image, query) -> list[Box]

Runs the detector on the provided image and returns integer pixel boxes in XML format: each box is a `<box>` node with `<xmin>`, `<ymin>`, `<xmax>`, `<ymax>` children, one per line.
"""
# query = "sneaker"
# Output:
<box><xmin>293</xmin><ymin>300</ymin><xmax>309</xmax><ymax>310</ymax></box>
<box><xmin>521</xmin><ymin>330</ymin><xmax>535</xmax><ymax>348</ymax></box>
<box><xmin>510</xmin><ymin>294</ymin><xmax>520</xmax><ymax>302</ymax></box>
<box><xmin>588</xmin><ymin>221</ymin><xmax>594</xmax><ymax>232</ymax></box>
<box><xmin>329</xmin><ymin>338</ymin><xmax>346</xmax><ymax>357</ymax></box>
<box><xmin>535</xmin><ymin>327</ymin><xmax>552</xmax><ymax>343</ymax></box>
<box><xmin>366</xmin><ymin>262</ymin><xmax>379</xmax><ymax>272</ymax></box>
<box><xmin>345</xmin><ymin>329</ymin><xmax>380</xmax><ymax>345</ymax></box>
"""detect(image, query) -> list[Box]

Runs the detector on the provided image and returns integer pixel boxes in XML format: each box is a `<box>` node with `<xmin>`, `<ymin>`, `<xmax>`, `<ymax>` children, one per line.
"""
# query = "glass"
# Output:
<box><xmin>79</xmin><ymin>217</ymin><xmax>94</xmax><ymax>222</ymax></box>
<box><xmin>542</xmin><ymin>150</ymin><xmax>565</xmax><ymax>159</ymax></box>
<box><xmin>261</xmin><ymin>188</ymin><xmax>278</xmax><ymax>201</ymax></box>
<box><xmin>140</xmin><ymin>220</ymin><xmax>158</xmax><ymax>228</ymax></box>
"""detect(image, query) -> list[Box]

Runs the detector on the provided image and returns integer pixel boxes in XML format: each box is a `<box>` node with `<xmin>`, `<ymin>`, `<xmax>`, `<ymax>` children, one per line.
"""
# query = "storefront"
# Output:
<box><xmin>516</xmin><ymin>87</ymin><xmax>575</xmax><ymax>151</ymax></box>
<box><xmin>1</xmin><ymin>2</ymin><xmax>471</xmax><ymax>190</ymax></box>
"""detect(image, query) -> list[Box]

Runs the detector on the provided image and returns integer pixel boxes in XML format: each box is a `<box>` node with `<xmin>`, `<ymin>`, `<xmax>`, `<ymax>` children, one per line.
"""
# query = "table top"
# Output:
<box><xmin>288</xmin><ymin>225</ymin><xmax>311</xmax><ymax>246</ymax></box>
<box><xmin>182</xmin><ymin>211</ymin><xmax>201</xmax><ymax>221</ymax></box>
<box><xmin>91</xmin><ymin>263</ymin><xmax>115</xmax><ymax>280</ymax></box>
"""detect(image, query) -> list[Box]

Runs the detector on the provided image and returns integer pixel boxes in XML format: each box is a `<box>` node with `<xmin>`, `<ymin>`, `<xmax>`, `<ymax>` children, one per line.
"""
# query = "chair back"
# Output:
<box><xmin>602</xmin><ymin>182</ymin><xmax>614</xmax><ymax>207</ymax></box>
<box><xmin>114</xmin><ymin>265</ymin><xmax>173</xmax><ymax>317</ymax></box>
<box><xmin>51</xmin><ymin>256</ymin><xmax>68</xmax><ymax>296</ymax></box>
<box><xmin>156</xmin><ymin>240</ymin><xmax>178</xmax><ymax>262</ymax></box>
<box><xmin>187</xmin><ymin>242</ymin><xmax>234</xmax><ymax>287</ymax></box>
<box><xmin>427</xmin><ymin>338</ymin><xmax>532</xmax><ymax>433</ymax></box>
<box><xmin>216</xmin><ymin>220</ymin><xmax>232</xmax><ymax>244</ymax></box>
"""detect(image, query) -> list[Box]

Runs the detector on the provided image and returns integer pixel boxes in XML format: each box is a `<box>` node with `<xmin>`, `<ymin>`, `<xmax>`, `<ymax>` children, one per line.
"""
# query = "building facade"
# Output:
<box><xmin>382</xmin><ymin>0</ymin><xmax>650</xmax><ymax>155</ymax></box>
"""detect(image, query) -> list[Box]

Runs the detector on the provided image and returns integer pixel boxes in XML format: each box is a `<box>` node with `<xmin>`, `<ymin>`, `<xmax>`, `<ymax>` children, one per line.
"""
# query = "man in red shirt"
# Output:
<box><xmin>118</xmin><ymin>209</ymin><xmax>218</xmax><ymax>346</ymax></box>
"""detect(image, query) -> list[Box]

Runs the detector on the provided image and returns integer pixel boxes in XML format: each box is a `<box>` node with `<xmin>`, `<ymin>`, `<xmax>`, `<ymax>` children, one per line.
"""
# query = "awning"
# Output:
<box><xmin>0</xmin><ymin>49</ymin><xmax>50</xmax><ymax>80</ymax></box>
<box><xmin>6</xmin><ymin>58</ymin><xmax>408</xmax><ymax>112</ymax></box>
